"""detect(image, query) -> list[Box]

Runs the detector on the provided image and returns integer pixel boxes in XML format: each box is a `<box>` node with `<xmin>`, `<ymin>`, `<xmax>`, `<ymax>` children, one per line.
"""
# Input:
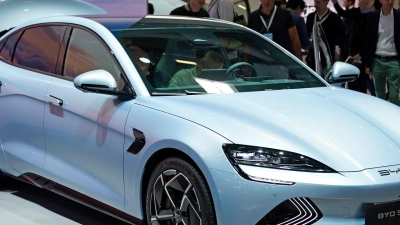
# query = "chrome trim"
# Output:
<box><xmin>278</xmin><ymin>197</ymin><xmax>321</xmax><ymax>225</ymax></box>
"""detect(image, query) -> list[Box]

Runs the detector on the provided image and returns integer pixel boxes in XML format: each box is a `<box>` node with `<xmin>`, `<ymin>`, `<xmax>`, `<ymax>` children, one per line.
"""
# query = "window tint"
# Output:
<box><xmin>13</xmin><ymin>26</ymin><xmax>66</xmax><ymax>74</ymax></box>
<box><xmin>63</xmin><ymin>28</ymin><xmax>124</xmax><ymax>91</ymax></box>
<box><xmin>0</xmin><ymin>30</ymin><xmax>22</xmax><ymax>62</ymax></box>
<box><xmin>0</xmin><ymin>37</ymin><xmax>7</xmax><ymax>51</ymax></box>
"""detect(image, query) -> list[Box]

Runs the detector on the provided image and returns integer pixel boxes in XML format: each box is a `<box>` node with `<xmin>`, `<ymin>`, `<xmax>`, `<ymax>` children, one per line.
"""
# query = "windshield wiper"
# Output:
<box><xmin>151</xmin><ymin>90</ymin><xmax>206</xmax><ymax>96</ymax></box>
<box><xmin>152</xmin><ymin>92</ymin><xmax>186</xmax><ymax>96</ymax></box>
<box><xmin>185</xmin><ymin>90</ymin><xmax>206</xmax><ymax>95</ymax></box>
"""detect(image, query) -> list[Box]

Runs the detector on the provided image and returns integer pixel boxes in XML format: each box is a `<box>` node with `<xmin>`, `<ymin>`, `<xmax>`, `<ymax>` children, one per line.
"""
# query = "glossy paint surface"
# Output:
<box><xmin>0</xmin><ymin>15</ymin><xmax>399</xmax><ymax>225</ymax></box>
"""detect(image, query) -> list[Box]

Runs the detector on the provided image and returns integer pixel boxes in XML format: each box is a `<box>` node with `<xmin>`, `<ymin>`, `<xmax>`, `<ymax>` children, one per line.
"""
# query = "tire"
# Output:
<box><xmin>145</xmin><ymin>157</ymin><xmax>216</xmax><ymax>225</ymax></box>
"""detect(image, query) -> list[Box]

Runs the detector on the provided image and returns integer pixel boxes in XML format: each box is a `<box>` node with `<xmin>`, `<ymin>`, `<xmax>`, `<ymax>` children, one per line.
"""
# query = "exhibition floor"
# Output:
<box><xmin>0</xmin><ymin>177</ymin><xmax>132</xmax><ymax>225</ymax></box>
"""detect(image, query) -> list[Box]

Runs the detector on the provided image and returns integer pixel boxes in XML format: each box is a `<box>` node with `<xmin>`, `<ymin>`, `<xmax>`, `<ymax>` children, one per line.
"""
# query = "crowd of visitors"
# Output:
<box><xmin>154</xmin><ymin>0</ymin><xmax>400</xmax><ymax>106</ymax></box>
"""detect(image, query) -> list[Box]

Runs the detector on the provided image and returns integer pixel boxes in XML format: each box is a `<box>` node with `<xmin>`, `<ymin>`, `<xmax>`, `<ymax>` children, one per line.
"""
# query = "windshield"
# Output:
<box><xmin>112</xmin><ymin>16</ymin><xmax>326</xmax><ymax>95</ymax></box>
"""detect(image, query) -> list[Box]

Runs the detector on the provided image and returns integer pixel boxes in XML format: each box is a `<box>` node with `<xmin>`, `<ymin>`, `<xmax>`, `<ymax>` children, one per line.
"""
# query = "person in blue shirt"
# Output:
<box><xmin>286</xmin><ymin>0</ymin><xmax>311</xmax><ymax>52</ymax></box>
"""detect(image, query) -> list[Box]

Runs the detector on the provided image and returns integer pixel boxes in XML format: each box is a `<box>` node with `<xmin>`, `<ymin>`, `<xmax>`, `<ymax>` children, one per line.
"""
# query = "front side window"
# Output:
<box><xmin>114</xmin><ymin>18</ymin><xmax>325</xmax><ymax>95</ymax></box>
<box><xmin>13</xmin><ymin>26</ymin><xmax>66</xmax><ymax>74</ymax></box>
<box><xmin>63</xmin><ymin>28</ymin><xmax>125</xmax><ymax>91</ymax></box>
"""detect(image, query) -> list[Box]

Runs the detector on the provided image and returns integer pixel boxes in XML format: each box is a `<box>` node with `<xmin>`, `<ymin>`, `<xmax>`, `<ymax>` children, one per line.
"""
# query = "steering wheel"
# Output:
<box><xmin>226</xmin><ymin>62</ymin><xmax>257</xmax><ymax>79</ymax></box>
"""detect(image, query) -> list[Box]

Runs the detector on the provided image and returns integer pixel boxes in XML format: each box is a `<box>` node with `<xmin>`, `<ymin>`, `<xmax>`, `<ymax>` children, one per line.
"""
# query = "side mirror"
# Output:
<box><xmin>325</xmin><ymin>62</ymin><xmax>360</xmax><ymax>84</ymax></box>
<box><xmin>74</xmin><ymin>69</ymin><xmax>117</xmax><ymax>93</ymax></box>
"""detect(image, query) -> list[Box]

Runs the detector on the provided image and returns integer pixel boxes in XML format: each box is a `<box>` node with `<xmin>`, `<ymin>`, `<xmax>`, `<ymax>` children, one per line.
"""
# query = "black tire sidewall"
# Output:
<box><xmin>145</xmin><ymin>157</ymin><xmax>216</xmax><ymax>225</ymax></box>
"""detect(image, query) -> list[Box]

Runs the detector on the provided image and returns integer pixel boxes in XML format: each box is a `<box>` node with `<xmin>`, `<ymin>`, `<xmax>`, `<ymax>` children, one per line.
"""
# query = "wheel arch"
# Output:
<box><xmin>140</xmin><ymin>147</ymin><xmax>218</xmax><ymax>224</ymax></box>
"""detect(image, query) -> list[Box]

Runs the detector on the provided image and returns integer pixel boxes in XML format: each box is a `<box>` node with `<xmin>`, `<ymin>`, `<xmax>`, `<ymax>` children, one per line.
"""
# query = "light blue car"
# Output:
<box><xmin>1</xmin><ymin>15</ymin><xmax>400</xmax><ymax>225</ymax></box>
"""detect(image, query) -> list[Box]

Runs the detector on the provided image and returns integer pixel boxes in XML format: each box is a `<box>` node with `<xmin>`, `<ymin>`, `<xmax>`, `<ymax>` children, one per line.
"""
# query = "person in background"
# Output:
<box><xmin>331</xmin><ymin>0</ymin><xmax>375</xmax><ymax>94</ymax></box>
<box><xmin>286</xmin><ymin>0</ymin><xmax>311</xmax><ymax>52</ymax></box>
<box><xmin>366</xmin><ymin>0</ymin><xmax>381</xmax><ymax>96</ymax></box>
<box><xmin>169</xmin><ymin>50</ymin><xmax>224</xmax><ymax>87</ymax></box>
<box><xmin>248</xmin><ymin>0</ymin><xmax>302</xmax><ymax>60</ymax></box>
<box><xmin>129</xmin><ymin>46</ymin><xmax>151</xmax><ymax>76</ymax></box>
<box><xmin>339</xmin><ymin>0</ymin><xmax>355</xmax><ymax>61</ymax></box>
<box><xmin>306</xmin><ymin>0</ymin><xmax>345</xmax><ymax>73</ymax></box>
<box><xmin>275</xmin><ymin>0</ymin><xmax>288</xmax><ymax>8</ymax></box>
<box><xmin>170</xmin><ymin>0</ymin><xmax>209</xmax><ymax>17</ymax></box>
<box><xmin>365</xmin><ymin>0</ymin><xmax>400</xmax><ymax>106</ymax></box>
<box><xmin>372</xmin><ymin>0</ymin><xmax>382</xmax><ymax>11</ymax></box>
<box><xmin>148</xmin><ymin>3</ymin><xmax>154</xmax><ymax>14</ymax></box>
<box><xmin>129</xmin><ymin>46</ymin><xmax>155</xmax><ymax>86</ymax></box>
<box><xmin>208</xmin><ymin>0</ymin><xmax>235</xmax><ymax>21</ymax></box>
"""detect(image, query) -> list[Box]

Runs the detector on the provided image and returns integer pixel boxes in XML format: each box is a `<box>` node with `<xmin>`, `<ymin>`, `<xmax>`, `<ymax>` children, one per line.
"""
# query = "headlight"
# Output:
<box><xmin>223</xmin><ymin>144</ymin><xmax>336</xmax><ymax>173</ymax></box>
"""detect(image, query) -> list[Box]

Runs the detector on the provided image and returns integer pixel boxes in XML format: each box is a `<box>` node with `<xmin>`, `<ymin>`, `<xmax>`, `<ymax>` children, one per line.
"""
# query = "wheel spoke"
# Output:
<box><xmin>165</xmin><ymin>172</ymin><xmax>190</xmax><ymax>208</ymax></box>
<box><xmin>150</xmin><ymin>216</ymin><xmax>161</xmax><ymax>225</ymax></box>
<box><xmin>151</xmin><ymin>170</ymin><xmax>178</xmax><ymax>222</ymax></box>
<box><xmin>153</xmin><ymin>175</ymin><xmax>165</xmax><ymax>209</ymax></box>
<box><xmin>181</xmin><ymin>194</ymin><xmax>202</xmax><ymax>223</ymax></box>
<box><xmin>156</xmin><ymin>209</ymin><xmax>174</xmax><ymax>220</ymax></box>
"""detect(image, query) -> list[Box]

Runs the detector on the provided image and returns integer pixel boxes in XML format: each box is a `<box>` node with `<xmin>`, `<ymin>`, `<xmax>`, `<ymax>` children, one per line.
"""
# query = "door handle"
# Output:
<box><xmin>49</xmin><ymin>95</ymin><xmax>63</xmax><ymax>106</ymax></box>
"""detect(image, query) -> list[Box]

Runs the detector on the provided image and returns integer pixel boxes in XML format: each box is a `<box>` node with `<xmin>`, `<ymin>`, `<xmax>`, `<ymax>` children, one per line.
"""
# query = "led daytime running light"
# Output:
<box><xmin>248</xmin><ymin>175</ymin><xmax>295</xmax><ymax>185</ymax></box>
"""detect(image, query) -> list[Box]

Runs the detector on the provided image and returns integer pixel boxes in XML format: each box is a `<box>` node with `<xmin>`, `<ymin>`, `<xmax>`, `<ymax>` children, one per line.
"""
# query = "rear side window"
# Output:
<box><xmin>13</xmin><ymin>26</ymin><xmax>66</xmax><ymax>74</ymax></box>
<box><xmin>0</xmin><ymin>30</ymin><xmax>22</xmax><ymax>62</ymax></box>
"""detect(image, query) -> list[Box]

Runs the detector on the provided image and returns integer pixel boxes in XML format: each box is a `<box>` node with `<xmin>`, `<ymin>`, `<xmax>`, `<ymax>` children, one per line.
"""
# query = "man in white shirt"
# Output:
<box><xmin>365</xmin><ymin>0</ymin><xmax>400</xmax><ymax>106</ymax></box>
<box><xmin>207</xmin><ymin>0</ymin><xmax>235</xmax><ymax>21</ymax></box>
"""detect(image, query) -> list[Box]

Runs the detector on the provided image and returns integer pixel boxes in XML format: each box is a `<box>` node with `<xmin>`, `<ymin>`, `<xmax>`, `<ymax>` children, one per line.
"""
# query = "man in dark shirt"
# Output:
<box><xmin>306</xmin><ymin>0</ymin><xmax>345</xmax><ymax>73</ymax></box>
<box><xmin>170</xmin><ymin>0</ymin><xmax>209</xmax><ymax>17</ymax></box>
<box><xmin>342</xmin><ymin>0</ymin><xmax>356</xmax><ymax>33</ymax></box>
<box><xmin>332</xmin><ymin>0</ymin><xmax>374</xmax><ymax>93</ymax></box>
<box><xmin>248</xmin><ymin>0</ymin><xmax>301</xmax><ymax>60</ymax></box>
<box><xmin>286</xmin><ymin>0</ymin><xmax>311</xmax><ymax>51</ymax></box>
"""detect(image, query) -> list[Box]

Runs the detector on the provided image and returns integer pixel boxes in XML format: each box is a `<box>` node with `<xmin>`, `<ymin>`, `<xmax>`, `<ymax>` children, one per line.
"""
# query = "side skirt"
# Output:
<box><xmin>7</xmin><ymin>173</ymin><xmax>143</xmax><ymax>225</ymax></box>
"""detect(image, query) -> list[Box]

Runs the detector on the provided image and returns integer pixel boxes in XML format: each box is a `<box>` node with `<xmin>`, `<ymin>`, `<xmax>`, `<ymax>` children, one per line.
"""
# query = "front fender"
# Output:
<box><xmin>123</xmin><ymin>102</ymin><xmax>234</xmax><ymax>224</ymax></box>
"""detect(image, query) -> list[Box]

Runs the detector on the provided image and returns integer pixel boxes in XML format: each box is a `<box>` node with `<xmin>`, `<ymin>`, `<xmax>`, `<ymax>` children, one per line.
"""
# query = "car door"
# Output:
<box><xmin>43</xmin><ymin>26</ymin><xmax>132</xmax><ymax>210</ymax></box>
<box><xmin>0</xmin><ymin>25</ymin><xmax>66</xmax><ymax>175</ymax></box>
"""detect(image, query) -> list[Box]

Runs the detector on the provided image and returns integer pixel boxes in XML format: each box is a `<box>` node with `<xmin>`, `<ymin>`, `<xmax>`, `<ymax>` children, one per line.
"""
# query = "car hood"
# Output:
<box><xmin>138</xmin><ymin>87</ymin><xmax>400</xmax><ymax>171</ymax></box>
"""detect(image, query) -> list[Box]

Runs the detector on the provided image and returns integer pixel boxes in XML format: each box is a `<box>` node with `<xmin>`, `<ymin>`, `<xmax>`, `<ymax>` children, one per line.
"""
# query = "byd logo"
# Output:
<box><xmin>378</xmin><ymin>168</ymin><xmax>400</xmax><ymax>176</ymax></box>
<box><xmin>378</xmin><ymin>210</ymin><xmax>400</xmax><ymax>219</ymax></box>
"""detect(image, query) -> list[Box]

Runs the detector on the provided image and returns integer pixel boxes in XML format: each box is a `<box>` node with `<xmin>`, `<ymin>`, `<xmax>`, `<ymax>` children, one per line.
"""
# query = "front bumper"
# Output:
<box><xmin>209</xmin><ymin>165</ymin><xmax>400</xmax><ymax>225</ymax></box>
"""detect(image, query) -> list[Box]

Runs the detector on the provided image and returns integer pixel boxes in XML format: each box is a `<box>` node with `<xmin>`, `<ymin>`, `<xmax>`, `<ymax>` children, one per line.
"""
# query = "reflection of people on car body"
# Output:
<box><xmin>169</xmin><ymin>50</ymin><xmax>224</xmax><ymax>87</ymax></box>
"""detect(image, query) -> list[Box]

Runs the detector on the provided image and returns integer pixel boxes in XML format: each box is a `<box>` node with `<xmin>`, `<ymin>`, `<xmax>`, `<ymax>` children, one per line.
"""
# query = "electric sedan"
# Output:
<box><xmin>0</xmin><ymin>15</ymin><xmax>400</xmax><ymax>225</ymax></box>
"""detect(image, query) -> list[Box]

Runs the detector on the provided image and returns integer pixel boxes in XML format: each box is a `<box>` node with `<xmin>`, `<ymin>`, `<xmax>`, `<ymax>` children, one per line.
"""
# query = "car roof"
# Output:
<box><xmin>0</xmin><ymin>0</ymin><xmax>148</xmax><ymax>36</ymax></box>
<box><xmin>91</xmin><ymin>15</ymin><xmax>245</xmax><ymax>31</ymax></box>
<box><xmin>5</xmin><ymin>14</ymin><xmax>244</xmax><ymax>34</ymax></box>
<box><xmin>0</xmin><ymin>0</ymin><xmax>106</xmax><ymax>33</ymax></box>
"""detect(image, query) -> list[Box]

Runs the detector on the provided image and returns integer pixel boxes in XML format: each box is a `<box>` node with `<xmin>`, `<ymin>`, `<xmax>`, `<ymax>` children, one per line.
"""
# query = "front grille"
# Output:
<box><xmin>257</xmin><ymin>197</ymin><xmax>322</xmax><ymax>225</ymax></box>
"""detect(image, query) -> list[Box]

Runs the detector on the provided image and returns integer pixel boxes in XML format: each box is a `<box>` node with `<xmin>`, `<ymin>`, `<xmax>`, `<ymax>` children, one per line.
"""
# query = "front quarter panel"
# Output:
<box><xmin>123</xmin><ymin>99</ymin><xmax>234</xmax><ymax>222</ymax></box>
